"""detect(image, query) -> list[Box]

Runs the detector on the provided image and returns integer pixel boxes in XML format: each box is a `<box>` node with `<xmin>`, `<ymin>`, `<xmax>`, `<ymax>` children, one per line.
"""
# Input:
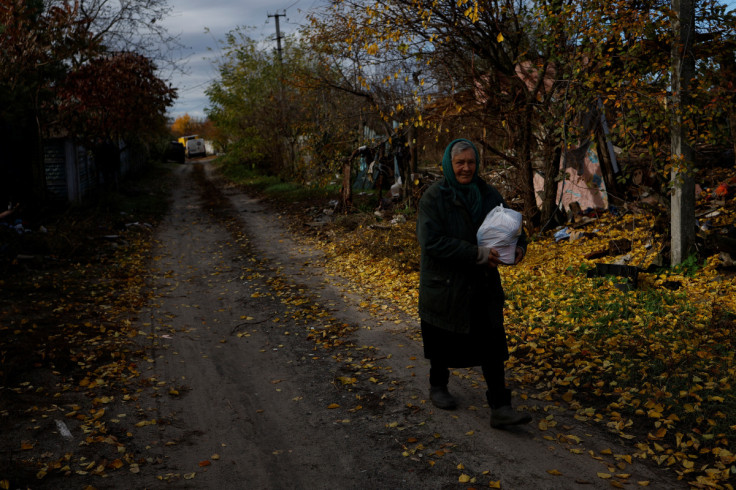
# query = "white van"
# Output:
<box><xmin>185</xmin><ymin>139</ymin><xmax>206</xmax><ymax>159</ymax></box>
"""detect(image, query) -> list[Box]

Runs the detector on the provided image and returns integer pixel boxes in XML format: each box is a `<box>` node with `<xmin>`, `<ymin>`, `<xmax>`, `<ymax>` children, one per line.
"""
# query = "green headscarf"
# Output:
<box><xmin>441</xmin><ymin>138</ymin><xmax>483</xmax><ymax>223</ymax></box>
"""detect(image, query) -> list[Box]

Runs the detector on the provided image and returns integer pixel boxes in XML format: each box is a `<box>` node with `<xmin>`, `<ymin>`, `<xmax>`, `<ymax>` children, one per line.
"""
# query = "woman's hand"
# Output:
<box><xmin>513</xmin><ymin>246</ymin><xmax>525</xmax><ymax>265</ymax></box>
<box><xmin>487</xmin><ymin>248</ymin><xmax>502</xmax><ymax>268</ymax></box>
<box><xmin>487</xmin><ymin>247</ymin><xmax>524</xmax><ymax>267</ymax></box>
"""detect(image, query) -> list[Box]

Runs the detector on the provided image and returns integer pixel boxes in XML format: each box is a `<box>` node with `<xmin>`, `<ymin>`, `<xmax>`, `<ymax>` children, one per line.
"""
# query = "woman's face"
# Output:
<box><xmin>451</xmin><ymin>148</ymin><xmax>476</xmax><ymax>185</ymax></box>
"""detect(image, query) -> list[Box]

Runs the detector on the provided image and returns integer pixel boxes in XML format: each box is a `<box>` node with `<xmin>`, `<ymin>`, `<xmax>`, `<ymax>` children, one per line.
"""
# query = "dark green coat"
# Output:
<box><xmin>416</xmin><ymin>178</ymin><xmax>526</xmax><ymax>336</ymax></box>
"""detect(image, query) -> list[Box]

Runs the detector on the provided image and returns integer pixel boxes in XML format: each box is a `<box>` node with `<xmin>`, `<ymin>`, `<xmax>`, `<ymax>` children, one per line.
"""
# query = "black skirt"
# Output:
<box><xmin>421</xmin><ymin>319</ymin><xmax>509</xmax><ymax>368</ymax></box>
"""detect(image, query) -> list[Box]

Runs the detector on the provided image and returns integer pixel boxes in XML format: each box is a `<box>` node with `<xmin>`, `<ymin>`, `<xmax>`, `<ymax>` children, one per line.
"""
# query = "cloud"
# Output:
<box><xmin>161</xmin><ymin>0</ymin><xmax>316</xmax><ymax>120</ymax></box>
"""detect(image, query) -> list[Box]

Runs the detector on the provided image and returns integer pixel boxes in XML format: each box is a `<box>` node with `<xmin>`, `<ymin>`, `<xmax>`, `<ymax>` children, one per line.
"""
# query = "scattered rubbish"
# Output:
<box><xmin>611</xmin><ymin>253</ymin><xmax>632</xmax><ymax>265</ymax></box>
<box><xmin>125</xmin><ymin>222</ymin><xmax>152</xmax><ymax>229</ymax></box>
<box><xmin>554</xmin><ymin>227</ymin><xmax>570</xmax><ymax>242</ymax></box>
<box><xmin>568</xmin><ymin>229</ymin><xmax>586</xmax><ymax>241</ymax></box>
<box><xmin>585</xmin><ymin>249</ymin><xmax>608</xmax><ymax>260</ymax></box>
<box><xmin>55</xmin><ymin>419</ymin><xmax>73</xmax><ymax>441</ymax></box>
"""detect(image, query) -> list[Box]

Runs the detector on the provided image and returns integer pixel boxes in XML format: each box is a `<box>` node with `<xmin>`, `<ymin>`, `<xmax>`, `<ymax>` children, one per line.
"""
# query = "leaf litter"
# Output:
<box><xmin>3</xmin><ymin>163</ymin><xmax>736</xmax><ymax>488</ymax></box>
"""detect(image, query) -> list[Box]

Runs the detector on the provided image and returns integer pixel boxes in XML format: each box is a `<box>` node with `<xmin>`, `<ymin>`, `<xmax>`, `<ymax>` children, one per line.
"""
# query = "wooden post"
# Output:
<box><xmin>670</xmin><ymin>0</ymin><xmax>696</xmax><ymax>266</ymax></box>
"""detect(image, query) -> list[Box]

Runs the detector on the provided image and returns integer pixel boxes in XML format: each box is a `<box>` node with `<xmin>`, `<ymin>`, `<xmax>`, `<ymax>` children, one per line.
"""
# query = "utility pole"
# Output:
<box><xmin>267</xmin><ymin>10</ymin><xmax>289</xmax><ymax>171</ymax></box>
<box><xmin>670</xmin><ymin>0</ymin><xmax>696</xmax><ymax>266</ymax></box>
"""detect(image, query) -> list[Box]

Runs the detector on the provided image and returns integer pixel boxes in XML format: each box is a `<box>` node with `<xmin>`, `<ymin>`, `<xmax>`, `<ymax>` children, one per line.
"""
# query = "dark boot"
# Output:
<box><xmin>490</xmin><ymin>406</ymin><xmax>532</xmax><ymax>428</ymax></box>
<box><xmin>487</xmin><ymin>388</ymin><xmax>531</xmax><ymax>429</ymax></box>
<box><xmin>429</xmin><ymin>386</ymin><xmax>457</xmax><ymax>410</ymax></box>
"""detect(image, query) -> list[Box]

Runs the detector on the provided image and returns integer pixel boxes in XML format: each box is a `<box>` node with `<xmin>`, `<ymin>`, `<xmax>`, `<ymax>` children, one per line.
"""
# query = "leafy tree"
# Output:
<box><xmin>206</xmin><ymin>28</ymin><xmax>365</xmax><ymax>187</ymax></box>
<box><xmin>0</xmin><ymin>0</ymin><xmax>179</xmax><ymax>203</ymax></box>
<box><xmin>304</xmin><ymin>3</ymin><xmax>443</xmax><ymax>210</ymax></box>
<box><xmin>0</xmin><ymin>0</ymin><xmax>98</xmax><ymax>201</ymax></box>
<box><xmin>171</xmin><ymin>114</ymin><xmax>194</xmax><ymax>137</ymax></box>
<box><xmin>56</xmin><ymin>52</ymin><xmax>176</xmax><ymax>146</ymax></box>
<box><xmin>170</xmin><ymin>114</ymin><xmax>213</xmax><ymax>139</ymax></box>
<box><xmin>206</xmin><ymin>28</ymin><xmax>283</xmax><ymax>172</ymax></box>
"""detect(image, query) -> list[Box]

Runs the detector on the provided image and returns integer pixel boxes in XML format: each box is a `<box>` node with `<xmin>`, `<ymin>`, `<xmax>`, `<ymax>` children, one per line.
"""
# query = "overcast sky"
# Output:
<box><xmin>160</xmin><ymin>0</ymin><xmax>736</xmax><ymax>122</ymax></box>
<box><xmin>161</xmin><ymin>0</ymin><xmax>325</xmax><ymax>121</ymax></box>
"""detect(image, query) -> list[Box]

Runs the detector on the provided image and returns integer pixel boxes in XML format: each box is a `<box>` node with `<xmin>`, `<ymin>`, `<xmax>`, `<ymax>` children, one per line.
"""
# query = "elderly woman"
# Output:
<box><xmin>416</xmin><ymin>138</ymin><xmax>531</xmax><ymax>429</ymax></box>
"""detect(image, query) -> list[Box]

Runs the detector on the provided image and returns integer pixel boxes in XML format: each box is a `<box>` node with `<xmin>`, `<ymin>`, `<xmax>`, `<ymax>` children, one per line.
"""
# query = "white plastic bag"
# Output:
<box><xmin>477</xmin><ymin>205</ymin><xmax>522</xmax><ymax>264</ymax></box>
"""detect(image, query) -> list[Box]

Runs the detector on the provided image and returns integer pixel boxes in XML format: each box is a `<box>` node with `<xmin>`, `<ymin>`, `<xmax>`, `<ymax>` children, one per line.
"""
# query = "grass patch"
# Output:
<box><xmin>500</xmin><ymin>233</ymin><xmax>736</xmax><ymax>484</ymax></box>
<box><xmin>217</xmin><ymin>160</ymin><xmax>339</xmax><ymax>203</ymax></box>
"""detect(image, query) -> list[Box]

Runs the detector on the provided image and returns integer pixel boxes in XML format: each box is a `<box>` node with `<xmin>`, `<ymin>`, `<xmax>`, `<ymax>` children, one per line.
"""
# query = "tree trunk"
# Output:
<box><xmin>339</xmin><ymin>149</ymin><xmax>358</xmax><ymax>212</ymax></box>
<box><xmin>540</xmin><ymin>147</ymin><xmax>562</xmax><ymax>231</ymax></box>
<box><xmin>403</xmin><ymin>125</ymin><xmax>418</xmax><ymax>205</ymax></box>
<box><xmin>595</xmin><ymin>121</ymin><xmax>621</xmax><ymax>205</ymax></box>
<box><xmin>408</xmin><ymin>125</ymin><xmax>417</xmax><ymax>176</ymax></box>
<box><xmin>520</xmin><ymin>104</ymin><xmax>539</xmax><ymax>224</ymax></box>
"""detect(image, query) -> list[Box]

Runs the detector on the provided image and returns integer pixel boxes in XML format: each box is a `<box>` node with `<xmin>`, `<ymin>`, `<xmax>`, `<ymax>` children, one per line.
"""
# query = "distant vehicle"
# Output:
<box><xmin>178</xmin><ymin>134</ymin><xmax>199</xmax><ymax>147</ymax></box>
<box><xmin>165</xmin><ymin>141</ymin><xmax>185</xmax><ymax>164</ymax></box>
<box><xmin>185</xmin><ymin>138</ymin><xmax>206</xmax><ymax>159</ymax></box>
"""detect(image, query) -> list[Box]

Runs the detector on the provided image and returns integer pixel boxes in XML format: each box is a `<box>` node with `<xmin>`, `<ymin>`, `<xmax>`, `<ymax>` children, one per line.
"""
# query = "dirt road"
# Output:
<box><xmin>103</xmin><ymin>161</ymin><xmax>683</xmax><ymax>489</ymax></box>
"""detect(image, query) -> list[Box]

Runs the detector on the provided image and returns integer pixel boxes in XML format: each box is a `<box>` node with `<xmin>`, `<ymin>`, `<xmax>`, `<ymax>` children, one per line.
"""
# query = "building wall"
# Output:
<box><xmin>44</xmin><ymin>138</ymin><xmax>97</xmax><ymax>202</ymax></box>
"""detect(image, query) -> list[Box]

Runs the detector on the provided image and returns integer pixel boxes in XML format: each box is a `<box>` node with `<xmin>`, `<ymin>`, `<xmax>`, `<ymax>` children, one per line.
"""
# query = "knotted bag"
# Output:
<box><xmin>476</xmin><ymin>205</ymin><xmax>522</xmax><ymax>265</ymax></box>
